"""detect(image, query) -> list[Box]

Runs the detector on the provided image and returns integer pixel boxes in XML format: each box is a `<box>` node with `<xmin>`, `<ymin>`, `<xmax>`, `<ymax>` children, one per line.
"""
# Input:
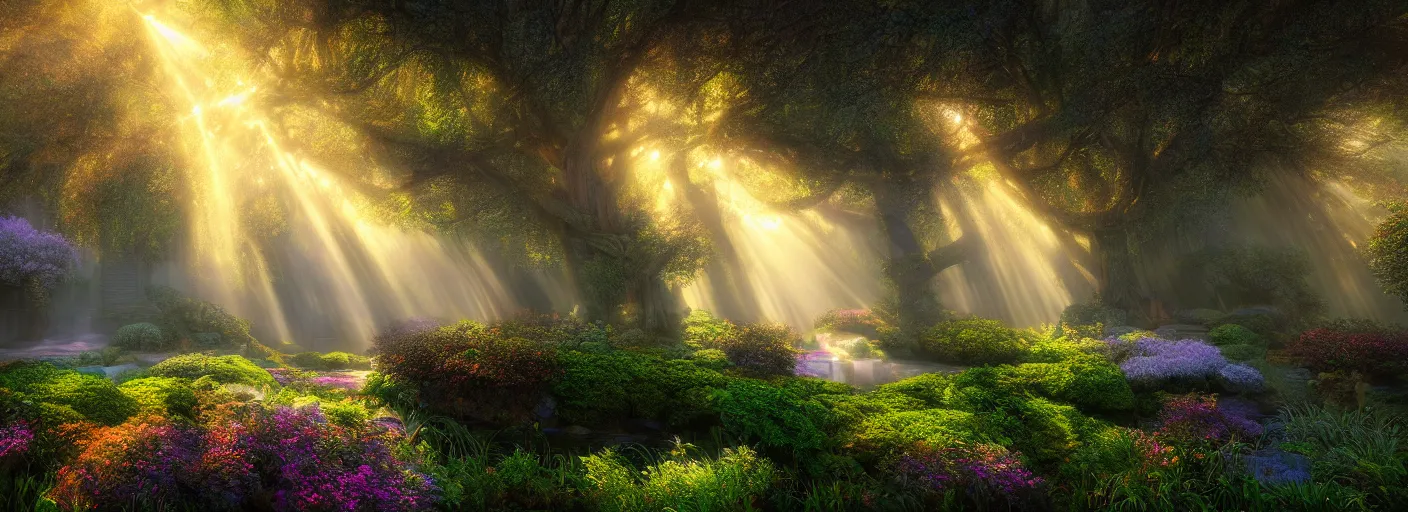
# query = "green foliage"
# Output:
<box><xmin>321</xmin><ymin>400</ymin><xmax>373</xmax><ymax>428</ymax></box>
<box><xmin>718</xmin><ymin>322</ymin><xmax>800</xmax><ymax>378</ymax></box>
<box><xmin>1023</xmin><ymin>336</ymin><xmax>1105</xmax><ymax>364</ymax></box>
<box><xmin>712</xmin><ymin>379</ymin><xmax>834</xmax><ymax>457</ymax></box>
<box><xmin>581</xmin><ymin>445</ymin><xmax>776</xmax><ymax>512</ymax></box>
<box><xmin>1061</xmin><ymin>301</ymin><xmax>1129</xmax><ymax>331</ymax></box>
<box><xmin>916</xmin><ymin>318</ymin><xmax>1029</xmax><ymax>365</ymax></box>
<box><xmin>1220</xmin><ymin>344</ymin><xmax>1266</xmax><ymax>362</ymax></box>
<box><xmin>111</xmin><ymin>322</ymin><xmax>166</xmax><ymax>351</ymax></box>
<box><xmin>849</xmin><ymin>409</ymin><xmax>982</xmax><ymax>456</ymax></box>
<box><xmin>1176</xmin><ymin>246</ymin><xmax>1324</xmax><ymax>321</ymax></box>
<box><xmin>682</xmin><ymin>310</ymin><xmax>738</xmax><ymax>350</ymax></box>
<box><xmin>287</xmin><ymin>351</ymin><xmax>371</xmax><ymax>370</ymax></box>
<box><xmin>1003</xmin><ymin>355</ymin><xmax>1136</xmax><ymax>412</ymax></box>
<box><xmin>146</xmin><ymin>286</ymin><xmax>258</xmax><ymax>350</ymax></box>
<box><xmin>551</xmin><ymin>350</ymin><xmax>726</xmax><ymax>427</ymax></box>
<box><xmin>1280</xmin><ymin>403</ymin><xmax>1408</xmax><ymax>508</ymax></box>
<box><xmin>0</xmin><ymin>362</ymin><xmax>138</xmax><ymax>425</ymax></box>
<box><xmin>874</xmin><ymin>373</ymin><xmax>954</xmax><ymax>409</ymax></box>
<box><xmin>1368</xmin><ymin>203</ymin><xmax>1408</xmax><ymax>305</ymax></box>
<box><xmin>118</xmin><ymin>377</ymin><xmax>197</xmax><ymax>418</ymax></box>
<box><xmin>146</xmin><ymin>353</ymin><xmax>277</xmax><ymax>387</ymax></box>
<box><xmin>1209</xmin><ymin>324</ymin><xmax>1263</xmax><ymax>347</ymax></box>
<box><xmin>687</xmin><ymin>348</ymin><xmax>731</xmax><ymax>370</ymax></box>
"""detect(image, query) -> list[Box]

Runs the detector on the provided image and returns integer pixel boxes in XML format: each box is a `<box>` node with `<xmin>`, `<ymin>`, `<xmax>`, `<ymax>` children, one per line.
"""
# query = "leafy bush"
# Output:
<box><xmin>551</xmin><ymin>351</ymin><xmax>726</xmax><ymax>427</ymax></box>
<box><xmin>581</xmin><ymin>445</ymin><xmax>775</xmax><ymax>512</ymax></box>
<box><xmin>1175</xmin><ymin>246</ymin><xmax>1323</xmax><ymax>321</ymax></box>
<box><xmin>147</xmin><ymin>353</ymin><xmax>277</xmax><ymax>388</ymax></box>
<box><xmin>111</xmin><ymin>322</ymin><xmax>166</xmax><ymax>351</ymax></box>
<box><xmin>1288</xmin><ymin>325</ymin><xmax>1408</xmax><ymax>377</ymax></box>
<box><xmin>287</xmin><ymin>351</ymin><xmax>371</xmax><ymax>370</ymax></box>
<box><xmin>1154</xmin><ymin>394</ymin><xmax>1262</xmax><ymax>447</ymax></box>
<box><xmin>1209</xmin><ymin>324</ymin><xmax>1262</xmax><ymax>346</ymax></box>
<box><xmin>1367</xmin><ymin>202</ymin><xmax>1408</xmax><ymax>304</ymax></box>
<box><xmin>146</xmin><ymin>286</ymin><xmax>258</xmax><ymax>350</ymax></box>
<box><xmin>1003</xmin><ymin>355</ymin><xmax>1135</xmax><ymax>412</ymax></box>
<box><xmin>682</xmin><ymin>309</ymin><xmax>738</xmax><ymax>349</ymax></box>
<box><xmin>849</xmin><ymin>409</ymin><xmax>983</xmax><ymax>456</ymax></box>
<box><xmin>118</xmin><ymin>377</ymin><xmax>198</xmax><ymax>418</ymax></box>
<box><xmin>1219</xmin><ymin>344</ymin><xmax>1265</xmax><ymax>362</ymax></box>
<box><xmin>373</xmin><ymin>320</ymin><xmax>560</xmax><ymax>423</ymax></box>
<box><xmin>1279</xmin><ymin>403</ymin><xmax>1408</xmax><ymax>508</ymax></box>
<box><xmin>688</xmin><ymin>348</ymin><xmax>731</xmax><ymax>370</ymax></box>
<box><xmin>892</xmin><ymin>441</ymin><xmax>1043</xmax><ymax>506</ymax></box>
<box><xmin>1060</xmin><ymin>301</ymin><xmax>1127</xmax><ymax>338</ymax></box>
<box><xmin>1023</xmin><ymin>336</ymin><xmax>1104</xmax><ymax>364</ymax></box>
<box><xmin>0</xmin><ymin>362</ymin><xmax>138</xmax><ymax>425</ymax></box>
<box><xmin>713</xmin><ymin>379</ymin><xmax>834</xmax><ymax>456</ymax></box>
<box><xmin>916</xmin><ymin>318</ymin><xmax>1028</xmax><ymax>365</ymax></box>
<box><xmin>0</xmin><ymin>216</ymin><xmax>77</xmax><ymax>290</ymax></box>
<box><xmin>814</xmin><ymin>308</ymin><xmax>887</xmax><ymax>338</ymax></box>
<box><xmin>48</xmin><ymin>404</ymin><xmax>437</xmax><ymax>511</ymax></box>
<box><xmin>718</xmin><ymin>322</ymin><xmax>800</xmax><ymax>378</ymax></box>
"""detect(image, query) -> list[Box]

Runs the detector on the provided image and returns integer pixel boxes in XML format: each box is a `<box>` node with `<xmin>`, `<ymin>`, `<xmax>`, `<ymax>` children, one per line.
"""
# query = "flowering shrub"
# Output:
<box><xmin>893</xmin><ymin>442</ymin><xmax>1043</xmax><ymax>501</ymax></box>
<box><xmin>718</xmin><ymin>322</ymin><xmax>800</xmax><ymax>378</ymax></box>
<box><xmin>814</xmin><ymin>308</ymin><xmax>887</xmax><ymax>338</ymax></box>
<box><xmin>1217</xmin><ymin>363</ymin><xmax>1265</xmax><ymax>393</ymax></box>
<box><xmin>0</xmin><ymin>420</ymin><xmax>33</xmax><ymax>459</ymax></box>
<box><xmin>49</xmin><ymin>416</ymin><xmax>203</xmax><ymax>510</ymax></box>
<box><xmin>374</xmin><ymin>321</ymin><xmax>560</xmax><ymax>423</ymax></box>
<box><xmin>0</xmin><ymin>216</ymin><xmax>77</xmax><ymax>289</ymax></box>
<box><xmin>1154</xmin><ymin>394</ymin><xmax>1262</xmax><ymax>446</ymax></box>
<box><xmin>48</xmin><ymin>405</ymin><xmax>437</xmax><ymax>511</ymax></box>
<box><xmin>917</xmin><ymin>318</ymin><xmax>1029</xmax><ymax>365</ymax></box>
<box><xmin>1288</xmin><ymin>326</ymin><xmax>1408</xmax><ymax>377</ymax></box>
<box><xmin>1117</xmin><ymin>338</ymin><xmax>1227</xmax><ymax>386</ymax></box>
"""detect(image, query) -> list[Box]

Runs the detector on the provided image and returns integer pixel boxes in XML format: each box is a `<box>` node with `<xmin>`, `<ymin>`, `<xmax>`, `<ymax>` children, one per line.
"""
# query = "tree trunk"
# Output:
<box><xmin>1092</xmin><ymin>227</ymin><xmax>1144</xmax><ymax>320</ymax></box>
<box><xmin>870</xmin><ymin>179</ymin><xmax>944</xmax><ymax>334</ymax></box>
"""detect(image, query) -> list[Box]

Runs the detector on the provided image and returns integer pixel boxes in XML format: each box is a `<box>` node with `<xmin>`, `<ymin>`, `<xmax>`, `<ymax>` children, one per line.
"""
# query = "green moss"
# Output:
<box><xmin>0</xmin><ymin>362</ymin><xmax>138</xmax><ymax>425</ymax></box>
<box><xmin>1219</xmin><ymin>343</ymin><xmax>1266</xmax><ymax>362</ymax></box>
<box><xmin>147</xmin><ymin>353</ymin><xmax>277</xmax><ymax>387</ymax></box>
<box><xmin>118</xmin><ymin>377</ymin><xmax>198</xmax><ymax>418</ymax></box>
<box><xmin>917</xmin><ymin>318</ymin><xmax>1029</xmax><ymax>365</ymax></box>
<box><xmin>712</xmin><ymin>379</ymin><xmax>834</xmax><ymax>456</ymax></box>
<box><xmin>288</xmin><ymin>351</ymin><xmax>371</xmax><ymax>370</ymax></box>
<box><xmin>1208</xmin><ymin>324</ymin><xmax>1263</xmax><ymax>346</ymax></box>
<box><xmin>850</xmin><ymin>409</ymin><xmax>982</xmax><ymax>455</ymax></box>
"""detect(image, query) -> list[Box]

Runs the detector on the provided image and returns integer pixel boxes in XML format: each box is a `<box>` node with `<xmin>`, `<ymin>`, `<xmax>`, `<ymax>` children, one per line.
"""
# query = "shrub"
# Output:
<box><xmin>1004</xmin><ymin>355</ymin><xmax>1135</xmax><ymax>412</ymax></box>
<box><xmin>849</xmin><ymin>409</ymin><xmax>983</xmax><ymax>456</ymax></box>
<box><xmin>892</xmin><ymin>442</ymin><xmax>1043</xmax><ymax>502</ymax></box>
<box><xmin>119</xmin><ymin>377</ymin><xmax>198</xmax><ymax>418</ymax></box>
<box><xmin>688</xmin><ymin>348</ymin><xmax>731</xmax><ymax>370</ymax></box>
<box><xmin>814</xmin><ymin>309</ymin><xmax>887</xmax><ymax>338</ymax></box>
<box><xmin>718</xmin><ymin>322</ymin><xmax>799</xmax><ymax>378</ymax></box>
<box><xmin>552</xmin><ymin>351</ymin><xmax>726</xmax><ymax>427</ymax></box>
<box><xmin>1219</xmin><ymin>344</ymin><xmax>1265</xmax><ymax>362</ymax></box>
<box><xmin>682</xmin><ymin>310</ymin><xmax>738</xmax><ymax>349</ymax></box>
<box><xmin>146</xmin><ymin>286</ymin><xmax>259</xmax><ymax>350</ymax></box>
<box><xmin>1023</xmin><ymin>336</ymin><xmax>1104</xmax><ymax>364</ymax></box>
<box><xmin>581</xmin><ymin>445</ymin><xmax>775</xmax><ymax>512</ymax></box>
<box><xmin>0</xmin><ymin>363</ymin><xmax>138</xmax><ymax>425</ymax></box>
<box><xmin>1288</xmin><ymin>325</ymin><xmax>1408</xmax><ymax>377</ymax></box>
<box><xmin>1154</xmin><ymin>394</ymin><xmax>1263</xmax><ymax>447</ymax></box>
<box><xmin>713</xmin><ymin>380</ymin><xmax>834</xmax><ymax>456</ymax></box>
<box><xmin>0</xmin><ymin>216</ymin><xmax>77</xmax><ymax>290</ymax></box>
<box><xmin>0</xmin><ymin>420</ymin><xmax>34</xmax><ymax>459</ymax></box>
<box><xmin>1367</xmin><ymin>201</ymin><xmax>1408</xmax><ymax>304</ymax></box>
<box><xmin>874</xmin><ymin>373</ymin><xmax>953</xmax><ymax>408</ymax></box>
<box><xmin>1176</xmin><ymin>245</ymin><xmax>1324</xmax><ymax>321</ymax></box>
<box><xmin>48</xmin><ymin>404</ymin><xmax>437</xmax><ymax>511</ymax></box>
<box><xmin>917</xmin><ymin>318</ymin><xmax>1028</xmax><ymax>365</ymax></box>
<box><xmin>148</xmin><ymin>354</ymin><xmax>277</xmax><ymax>388</ymax></box>
<box><xmin>1117</xmin><ymin>338</ymin><xmax>1227</xmax><ymax>387</ymax></box>
<box><xmin>1209</xmin><ymin>324</ymin><xmax>1262</xmax><ymax>346</ymax></box>
<box><xmin>111</xmin><ymin>322</ymin><xmax>167</xmax><ymax>351</ymax></box>
<box><xmin>374</xmin><ymin>321</ymin><xmax>560</xmax><ymax>423</ymax></box>
<box><xmin>288</xmin><ymin>351</ymin><xmax>371</xmax><ymax>370</ymax></box>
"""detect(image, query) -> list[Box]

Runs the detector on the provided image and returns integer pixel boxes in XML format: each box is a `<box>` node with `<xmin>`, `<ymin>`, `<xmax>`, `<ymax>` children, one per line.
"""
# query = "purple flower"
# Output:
<box><xmin>794</xmin><ymin>350</ymin><xmax>835</xmax><ymax>377</ymax></box>
<box><xmin>0</xmin><ymin>421</ymin><xmax>34</xmax><ymax>458</ymax></box>
<box><xmin>0</xmin><ymin>216</ymin><xmax>77</xmax><ymax>288</ymax></box>
<box><xmin>1118</xmin><ymin>338</ymin><xmax>1227</xmax><ymax>384</ymax></box>
<box><xmin>1218</xmin><ymin>364</ymin><xmax>1265</xmax><ymax>393</ymax></box>
<box><xmin>310</xmin><ymin>373</ymin><xmax>364</xmax><ymax>390</ymax></box>
<box><xmin>894</xmin><ymin>443</ymin><xmax>1042</xmax><ymax>497</ymax></box>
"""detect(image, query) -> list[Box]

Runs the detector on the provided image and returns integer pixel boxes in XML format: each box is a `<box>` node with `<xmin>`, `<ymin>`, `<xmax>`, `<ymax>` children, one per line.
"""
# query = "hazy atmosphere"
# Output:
<box><xmin>2</xmin><ymin>1</ymin><xmax>1407</xmax><ymax>510</ymax></box>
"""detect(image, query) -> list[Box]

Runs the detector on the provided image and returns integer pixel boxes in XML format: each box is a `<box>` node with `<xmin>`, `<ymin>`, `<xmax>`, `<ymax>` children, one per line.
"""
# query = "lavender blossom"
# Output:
<box><xmin>1119</xmin><ymin>338</ymin><xmax>1227</xmax><ymax>384</ymax></box>
<box><xmin>0</xmin><ymin>216</ymin><xmax>77</xmax><ymax>289</ymax></box>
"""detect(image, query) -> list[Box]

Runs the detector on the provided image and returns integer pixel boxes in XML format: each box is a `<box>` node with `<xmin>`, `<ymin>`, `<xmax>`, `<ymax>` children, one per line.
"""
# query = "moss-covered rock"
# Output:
<box><xmin>147</xmin><ymin>353</ymin><xmax>277</xmax><ymax>387</ymax></box>
<box><xmin>0</xmin><ymin>362</ymin><xmax>139</xmax><ymax>425</ymax></box>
